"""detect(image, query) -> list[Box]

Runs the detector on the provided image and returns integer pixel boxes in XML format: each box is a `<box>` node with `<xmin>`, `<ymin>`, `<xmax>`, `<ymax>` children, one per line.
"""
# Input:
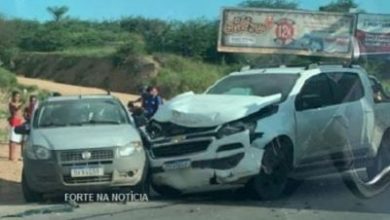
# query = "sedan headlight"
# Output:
<box><xmin>118</xmin><ymin>141</ymin><xmax>143</xmax><ymax>157</ymax></box>
<box><xmin>26</xmin><ymin>145</ymin><xmax>51</xmax><ymax>160</ymax></box>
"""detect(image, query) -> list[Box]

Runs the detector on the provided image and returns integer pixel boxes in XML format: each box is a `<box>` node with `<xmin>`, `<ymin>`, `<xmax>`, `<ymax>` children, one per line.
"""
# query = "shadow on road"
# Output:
<box><xmin>152</xmin><ymin>176</ymin><xmax>390</xmax><ymax>215</ymax></box>
<box><xmin>0</xmin><ymin>178</ymin><xmax>24</xmax><ymax>205</ymax></box>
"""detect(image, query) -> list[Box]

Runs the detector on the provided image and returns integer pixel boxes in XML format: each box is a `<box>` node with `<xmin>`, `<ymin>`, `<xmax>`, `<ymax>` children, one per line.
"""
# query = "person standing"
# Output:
<box><xmin>8</xmin><ymin>91</ymin><xmax>25</xmax><ymax>161</ymax></box>
<box><xmin>24</xmin><ymin>95</ymin><xmax>39</xmax><ymax>121</ymax></box>
<box><xmin>132</xmin><ymin>85</ymin><xmax>150</xmax><ymax>109</ymax></box>
<box><xmin>143</xmin><ymin>86</ymin><xmax>163</xmax><ymax>119</ymax></box>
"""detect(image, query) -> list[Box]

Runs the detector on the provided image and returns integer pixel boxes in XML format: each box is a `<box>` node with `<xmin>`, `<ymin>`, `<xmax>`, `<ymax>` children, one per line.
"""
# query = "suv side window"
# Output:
<box><xmin>327</xmin><ymin>72</ymin><xmax>364</xmax><ymax>104</ymax></box>
<box><xmin>296</xmin><ymin>74</ymin><xmax>334</xmax><ymax>111</ymax></box>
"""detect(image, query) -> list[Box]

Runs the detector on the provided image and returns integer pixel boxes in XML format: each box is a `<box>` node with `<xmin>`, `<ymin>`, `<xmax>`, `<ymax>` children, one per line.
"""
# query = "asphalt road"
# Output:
<box><xmin>1</xmin><ymin>175</ymin><xmax>390</xmax><ymax>220</ymax></box>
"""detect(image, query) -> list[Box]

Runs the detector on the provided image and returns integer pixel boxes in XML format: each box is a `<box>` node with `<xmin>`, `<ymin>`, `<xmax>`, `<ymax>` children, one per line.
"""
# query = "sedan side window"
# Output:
<box><xmin>296</xmin><ymin>74</ymin><xmax>334</xmax><ymax>111</ymax></box>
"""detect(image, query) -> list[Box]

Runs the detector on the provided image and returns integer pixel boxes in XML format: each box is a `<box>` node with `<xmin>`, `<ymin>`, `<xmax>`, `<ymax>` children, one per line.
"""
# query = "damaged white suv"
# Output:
<box><xmin>142</xmin><ymin>64</ymin><xmax>390</xmax><ymax>199</ymax></box>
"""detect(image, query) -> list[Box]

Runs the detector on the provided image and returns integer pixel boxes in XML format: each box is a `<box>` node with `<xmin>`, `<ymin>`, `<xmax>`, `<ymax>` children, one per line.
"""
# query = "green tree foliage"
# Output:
<box><xmin>0</xmin><ymin>67</ymin><xmax>17</xmax><ymax>91</ymax></box>
<box><xmin>319</xmin><ymin>0</ymin><xmax>358</xmax><ymax>12</ymax></box>
<box><xmin>151</xmin><ymin>54</ymin><xmax>228</xmax><ymax>97</ymax></box>
<box><xmin>47</xmin><ymin>6</ymin><xmax>69</xmax><ymax>22</ymax></box>
<box><xmin>20</xmin><ymin>24</ymin><xmax>71</xmax><ymax>51</ymax></box>
<box><xmin>112</xmin><ymin>33</ymin><xmax>146</xmax><ymax>65</ymax></box>
<box><xmin>120</xmin><ymin>17</ymin><xmax>171</xmax><ymax>52</ymax></box>
<box><xmin>239</xmin><ymin>0</ymin><xmax>298</xmax><ymax>9</ymax></box>
<box><xmin>166</xmin><ymin>20</ymin><xmax>218</xmax><ymax>59</ymax></box>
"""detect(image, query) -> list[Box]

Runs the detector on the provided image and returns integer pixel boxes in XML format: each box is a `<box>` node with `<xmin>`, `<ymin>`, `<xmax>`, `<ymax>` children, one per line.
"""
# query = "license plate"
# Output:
<box><xmin>163</xmin><ymin>159</ymin><xmax>191</xmax><ymax>171</ymax></box>
<box><xmin>71</xmin><ymin>167</ymin><xmax>104</xmax><ymax>177</ymax></box>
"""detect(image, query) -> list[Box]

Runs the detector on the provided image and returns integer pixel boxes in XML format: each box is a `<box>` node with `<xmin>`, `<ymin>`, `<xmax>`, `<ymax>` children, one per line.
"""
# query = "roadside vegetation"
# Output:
<box><xmin>0</xmin><ymin>0</ymin><xmax>389</xmax><ymax>97</ymax></box>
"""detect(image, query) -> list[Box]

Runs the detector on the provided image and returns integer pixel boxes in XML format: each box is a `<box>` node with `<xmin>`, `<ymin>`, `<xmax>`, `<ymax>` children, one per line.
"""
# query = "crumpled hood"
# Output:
<box><xmin>153</xmin><ymin>92</ymin><xmax>282</xmax><ymax>127</ymax></box>
<box><xmin>31</xmin><ymin>125</ymin><xmax>140</xmax><ymax>150</ymax></box>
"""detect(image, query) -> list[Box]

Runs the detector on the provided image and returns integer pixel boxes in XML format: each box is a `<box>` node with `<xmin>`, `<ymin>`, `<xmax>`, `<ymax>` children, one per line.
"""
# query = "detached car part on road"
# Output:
<box><xmin>16</xmin><ymin>95</ymin><xmax>148</xmax><ymax>202</ymax></box>
<box><xmin>142</xmin><ymin>64</ymin><xmax>390</xmax><ymax>200</ymax></box>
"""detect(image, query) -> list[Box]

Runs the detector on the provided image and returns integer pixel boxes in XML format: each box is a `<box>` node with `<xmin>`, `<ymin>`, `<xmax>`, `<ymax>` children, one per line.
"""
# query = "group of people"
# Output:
<box><xmin>7</xmin><ymin>91</ymin><xmax>39</xmax><ymax>161</ymax></box>
<box><xmin>127</xmin><ymin>86</ymin><xmax>163</xmax><ymax>126</ymax></box>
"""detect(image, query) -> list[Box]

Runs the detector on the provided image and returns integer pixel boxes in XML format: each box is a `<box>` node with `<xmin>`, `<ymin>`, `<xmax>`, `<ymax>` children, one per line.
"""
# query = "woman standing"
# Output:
<box><xmin>8</xmin><ymin>91</ymin><xmax>25</xmax><ymax>161</ymax></box>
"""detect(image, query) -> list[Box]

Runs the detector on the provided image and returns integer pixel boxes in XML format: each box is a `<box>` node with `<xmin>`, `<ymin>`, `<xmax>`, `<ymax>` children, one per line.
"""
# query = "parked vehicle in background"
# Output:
<box><xmin>16</xmin><ymin>95</ymin><xmax>149</xmax><ymax>202</ymax></box>
<box><xmin>142</xmin><ymin>64</ymin><xmax>390</xmax><ymax>200</ymax></box>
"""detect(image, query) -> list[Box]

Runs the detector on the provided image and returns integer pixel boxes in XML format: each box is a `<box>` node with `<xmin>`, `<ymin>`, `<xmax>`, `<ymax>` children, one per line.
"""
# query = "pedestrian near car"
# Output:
<box><xmin>8</xmin><ymin>91</ymin><xmax>25</xmax><ymax>161</ymax></box>
<box><xmin>24</xmin><ymin>95</ymin><xmax>39</xmax><ymax>121</ymax></box>
<box><xmin>143</xmin><ymin>86</ymin><xmax>163</xmax><ymax>118</ymax></box>
<box><xmin>132</xmin><ymin>85</ymin><xmax>150</xmax><ymax>109</ymax></box>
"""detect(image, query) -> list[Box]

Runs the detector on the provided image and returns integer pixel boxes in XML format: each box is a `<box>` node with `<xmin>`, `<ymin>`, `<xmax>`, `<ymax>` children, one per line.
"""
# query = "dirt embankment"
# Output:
<box><xmin>12</xmin><ymin>53</ymin><xmax>160</xmax><ymax>95</ymax></box>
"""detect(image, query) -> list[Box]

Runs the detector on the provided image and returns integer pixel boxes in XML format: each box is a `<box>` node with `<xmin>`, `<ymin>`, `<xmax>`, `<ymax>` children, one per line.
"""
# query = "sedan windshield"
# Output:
<box><xmin>206</xmin><ymin>74</ymin><xmax>299</xmax><ymax>100</ymax></box>
<box><xmin>33</xmin><ymin>99</ymin><xmax>129</xmax><ymax>128</ymax></box>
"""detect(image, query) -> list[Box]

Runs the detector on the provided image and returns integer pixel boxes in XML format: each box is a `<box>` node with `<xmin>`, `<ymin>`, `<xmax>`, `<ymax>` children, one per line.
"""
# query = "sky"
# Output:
<box><xmin>1</xmin><ymin>0</ymin><xmax>390</xmax><ymax>21</ymax></box>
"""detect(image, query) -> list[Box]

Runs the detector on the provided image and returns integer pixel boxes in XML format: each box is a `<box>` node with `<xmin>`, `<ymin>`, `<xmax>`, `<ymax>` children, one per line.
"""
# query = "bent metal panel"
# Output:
<box><xmin>218</xmin><ymin>7</ymin><xmax>355</xmax><ymax>58</ymax></box>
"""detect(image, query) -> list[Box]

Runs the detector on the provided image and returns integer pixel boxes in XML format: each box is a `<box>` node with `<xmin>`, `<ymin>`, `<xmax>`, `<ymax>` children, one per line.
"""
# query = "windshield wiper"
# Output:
<box><xmin>78</xmin><ymin>120</ymin><xmax>121</xmax><ymax>125</ymax></box>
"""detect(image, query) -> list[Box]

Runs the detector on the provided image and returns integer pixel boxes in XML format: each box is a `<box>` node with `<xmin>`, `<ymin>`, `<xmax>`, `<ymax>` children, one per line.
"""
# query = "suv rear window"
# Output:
<box><xmin>327</xmin><ymin>72</ymin><xmax>365</xmax><ymax>103</ymax></box>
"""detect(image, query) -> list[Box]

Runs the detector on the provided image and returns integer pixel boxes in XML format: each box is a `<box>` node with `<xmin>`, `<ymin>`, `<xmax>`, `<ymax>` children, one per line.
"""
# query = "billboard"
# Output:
<box><xmin>218</xmin><ymin>8</ymin><xmax>356</xmax><ymax>58</ymax></box>
<box><xmin>356</xmin><ymin>13</ymin><xmax>390</xmax><ymax>55</ymax></box>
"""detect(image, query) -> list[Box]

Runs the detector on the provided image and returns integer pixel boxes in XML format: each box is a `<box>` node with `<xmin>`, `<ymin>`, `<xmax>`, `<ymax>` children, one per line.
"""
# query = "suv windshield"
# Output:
<box><xmin>206</xmin><ymin>74</ymin><xmax>299</xmax><ymax>100</ymax></box>
<box><xmin>33</xmin><ymin>99</ymin><xmax>129</xmax><ymax>128</ymax></box>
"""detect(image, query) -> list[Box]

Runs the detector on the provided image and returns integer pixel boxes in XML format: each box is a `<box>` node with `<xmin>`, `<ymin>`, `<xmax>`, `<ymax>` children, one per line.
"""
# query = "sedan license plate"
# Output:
<box><xmin>71</xmin><ymin>167</ymin><xmax>104</xmax><ymax>177</ymax></box>
<box><xmin>163</xmin><ymin>159</ymin><xmax>191</xmax><ymax>171</ymax></box>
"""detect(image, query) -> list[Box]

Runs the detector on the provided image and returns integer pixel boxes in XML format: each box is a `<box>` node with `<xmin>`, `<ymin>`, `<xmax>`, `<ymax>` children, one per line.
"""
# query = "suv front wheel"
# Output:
<box><xmin>250</xmin><ymin>138</ymin><xmax>293</xmax><ymax>200</ymax></box>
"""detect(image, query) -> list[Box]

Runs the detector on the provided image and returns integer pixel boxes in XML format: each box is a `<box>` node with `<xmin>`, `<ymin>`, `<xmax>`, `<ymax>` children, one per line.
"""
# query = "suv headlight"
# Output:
<box><xmin>26</xmin><ymin>145</ymin><xmax>51</xmax><ymax>160</ymax></box>
<box><xmin>118</xmin><ymin>141</ymin><xmax>143</xmax><ymax>157</ymax></box>
<box><xmin>217</xmin><ymin>121</ymin><xmax>256</xmax><ymax>138</ymax></box>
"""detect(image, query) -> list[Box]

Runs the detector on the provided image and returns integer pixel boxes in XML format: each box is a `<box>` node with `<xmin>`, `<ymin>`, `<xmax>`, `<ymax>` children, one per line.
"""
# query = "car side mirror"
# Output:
<box><xmin>296</xmin><ymin>94</ymin><xmax>322</xmax><ymax>111</ymax></box>
<box><xmin>14</xmin><ymin>123</ymin><xmax>30</xmax><ymax>135</ymax></box>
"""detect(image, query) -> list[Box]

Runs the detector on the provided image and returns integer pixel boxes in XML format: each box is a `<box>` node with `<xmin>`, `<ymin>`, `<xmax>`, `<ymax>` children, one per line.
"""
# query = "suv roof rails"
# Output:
<box><xmin>240</xmin><ymin>61</ymin><xmax>360</xmax><ymax>71</ymax></box>
<box><xmin>305</xmin><ymin>61</ymin><xmax>359</xmax><ymax>70</ymax></box>
<box><xmin>243</xmin><ymin>64</ymin><xmax>308</xmax><ymax>71</ymax></box>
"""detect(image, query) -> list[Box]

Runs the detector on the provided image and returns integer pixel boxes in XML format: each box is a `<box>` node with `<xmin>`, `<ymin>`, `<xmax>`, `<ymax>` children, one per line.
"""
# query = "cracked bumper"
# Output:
<box><xmin>149</xmin><ymin>131</ymin><xmax>264</xmax><ymax>192</ymax></box>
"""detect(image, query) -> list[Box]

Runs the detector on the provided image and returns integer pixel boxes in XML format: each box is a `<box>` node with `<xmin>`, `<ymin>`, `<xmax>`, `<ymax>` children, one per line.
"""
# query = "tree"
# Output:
<box><xmin>239</xmin><ymin>0</ymin><xmax>298</xmax><ymax>9</ymax></box>
<box><xmin>120</xmin><ymin>17</ymin><xmax>170</xmax><ymax>52</ymax></box>
<box><xmin>47</xmin><ymin>6</ymin><xmax>69</xmax><ymax>22</ymax></box>
<box><xmin>319</xmin><ymin>0</ymin><xmax>357</xmax><ymax>12</ymax></box>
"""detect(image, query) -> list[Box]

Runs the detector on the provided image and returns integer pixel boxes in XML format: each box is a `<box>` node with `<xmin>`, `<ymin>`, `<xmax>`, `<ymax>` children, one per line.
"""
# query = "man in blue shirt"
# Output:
<box><xmin>143</xmin><ymin>86</ymin><xmax>163</xmax><ymax>119</ymax></box>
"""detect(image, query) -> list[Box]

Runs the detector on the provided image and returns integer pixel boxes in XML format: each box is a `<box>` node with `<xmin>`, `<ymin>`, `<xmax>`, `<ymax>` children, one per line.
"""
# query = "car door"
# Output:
<box><xmin>326</xmin><ymin>72</ymin><xmax>370</xmax><ymax>159</ymax></box>
<box><xmin>294</xmin><ymin>74</ymin><xmax>341</xmax><ymax>165</ymax></box>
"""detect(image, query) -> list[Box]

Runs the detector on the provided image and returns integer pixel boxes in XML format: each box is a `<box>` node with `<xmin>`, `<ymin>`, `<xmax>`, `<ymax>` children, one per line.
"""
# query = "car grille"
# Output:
<box><xmin>152</xmin><ymin>140</ymin><xmax>211</xmax><ymax>158</ymax></box>
<box><xmin>146</xmin><ymin>121</ymin><xmax>216</xmax><ymax>139</ymax></box>
<box><xmin>63</xmin><ymin>174</ymin><xmax>112</xmax><ymax>184</ymax></box>
<box><xmin>59</xmin><ymin>149</ymin><xmax>114</xmax><ymax>162</ymax></box>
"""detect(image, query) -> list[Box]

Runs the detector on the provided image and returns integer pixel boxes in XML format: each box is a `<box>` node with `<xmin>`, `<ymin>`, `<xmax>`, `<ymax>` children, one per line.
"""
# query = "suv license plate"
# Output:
<box><xmin>71</xmin><ymin>167</ymin><xmax>104</xmax><ymax>177</ymax></box>
<box><xmin>163</xmin><ymin>159</ymin><xmax>191</xmax><ymax>171</ymax></box>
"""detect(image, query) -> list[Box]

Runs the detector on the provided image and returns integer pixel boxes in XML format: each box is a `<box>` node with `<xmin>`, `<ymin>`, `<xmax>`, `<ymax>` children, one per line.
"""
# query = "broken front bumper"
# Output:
<box><xmin>148</xmin><ymin>130</ymin><xmax>264</xmax><ymax>192</ymax></box>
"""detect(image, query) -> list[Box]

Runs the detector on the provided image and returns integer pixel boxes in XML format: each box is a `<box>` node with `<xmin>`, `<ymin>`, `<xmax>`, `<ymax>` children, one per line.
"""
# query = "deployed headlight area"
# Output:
<box><xmin>118</xmin><ymin>141</ymin><xmax>143</xmax><ymax>157</ymax></box>
<box><xmin>217</xmin><ymin>104</ymin><xmax>279</xmax><ymax>141</ymax></box>
<box><xmin>145</xmin><ymin>120</ymin><xmax>217</xmax><ymax>139</ymax></box>
<box><xmin>26</xmin><ymin>145</ymin><xmax>51</xmax><ymax>160</ymax></box>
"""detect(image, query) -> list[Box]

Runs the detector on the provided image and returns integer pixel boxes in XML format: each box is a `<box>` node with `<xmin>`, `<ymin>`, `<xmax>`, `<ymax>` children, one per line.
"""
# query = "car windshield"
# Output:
<box><xmin>33</xmin><ymin>99</ymin><xmax>129</xmax><ymax>128</ymax></box>
<box><xmin>206</xmin><ymin>74</ymin><xmax>299</xmax><ymax>100</ymax></box>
